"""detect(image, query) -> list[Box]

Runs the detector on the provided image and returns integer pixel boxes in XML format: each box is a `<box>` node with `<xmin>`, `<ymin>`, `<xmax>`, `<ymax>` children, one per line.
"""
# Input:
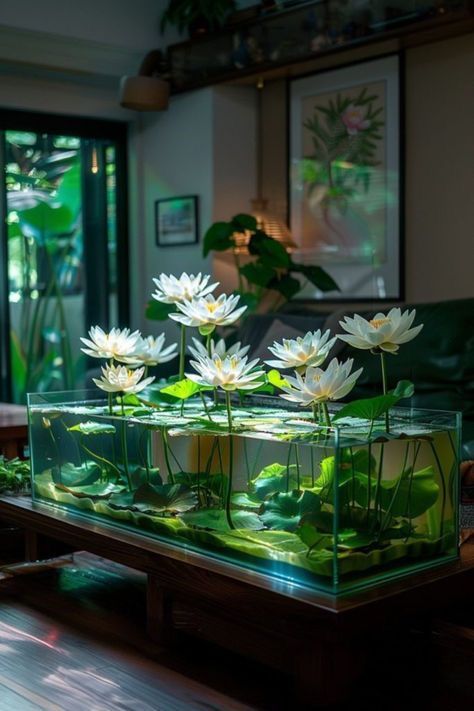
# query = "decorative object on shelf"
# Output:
<box><xmin>202</xmin><ymin>212</ymin><xmax>338</xmax><ymax>314</ymax></box>
<box><xmin>160</xmin><ymin>0</ymin><xmax>237</xmax><ymax>37</ymax></box>
<box><xmin>290</xmin><ymin>54</ymin><xmax>401</xmax><ymax>301</ymax></box>
<box><xmin>27</xmin><ymin>275</ymin><xmax>460</xmax><ymax>596</ymax></box>
<box><xmin>120</xmin><ymin>50</ymin><xmax>170</xmax><ymax>111</ymax></box>
<box><xmin>166</xmin><ymin>1</ymin><xmax>471</xmax><ymax>93</ymax></box>
<box><xmin>155</xmin><ymin>195</ymin><xmax>199</xmax><ymax>247</ymax></box>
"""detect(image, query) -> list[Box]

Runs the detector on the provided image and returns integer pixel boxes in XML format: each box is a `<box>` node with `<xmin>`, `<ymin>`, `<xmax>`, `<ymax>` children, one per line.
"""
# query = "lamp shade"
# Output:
<box><xmin>119</xmin><ymin>75</ymin><xmax>169</xmax><ymax>111</ymax></box>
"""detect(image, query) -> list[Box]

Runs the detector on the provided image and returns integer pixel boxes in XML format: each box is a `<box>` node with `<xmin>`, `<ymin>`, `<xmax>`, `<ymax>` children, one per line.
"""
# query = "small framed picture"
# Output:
<box><xmin>155</xmin><ymin>195</ymin><xmax>199</xmax><ymax>247</ymax></box>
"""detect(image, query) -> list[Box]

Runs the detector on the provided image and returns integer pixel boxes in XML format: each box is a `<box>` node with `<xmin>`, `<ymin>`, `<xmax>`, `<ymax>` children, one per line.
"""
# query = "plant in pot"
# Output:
<box><xmin>160</xmin><ymin>0</ymin><xmax>237</xmax><ymax>37</ymax></box>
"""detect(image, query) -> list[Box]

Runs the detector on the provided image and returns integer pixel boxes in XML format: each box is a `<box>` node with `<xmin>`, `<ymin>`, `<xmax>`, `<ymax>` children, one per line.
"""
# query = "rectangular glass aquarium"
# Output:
<box><xmin>28</xmin><ymin>390</ymin><xmax>460</xmax><ymax>595</ymax></box>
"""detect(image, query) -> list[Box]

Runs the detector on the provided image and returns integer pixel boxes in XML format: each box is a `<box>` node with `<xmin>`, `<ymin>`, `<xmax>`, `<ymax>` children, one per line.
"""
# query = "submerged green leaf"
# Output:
<box><xmin>180</xmin><ymin>508</ymin><xmax>263</xmax><ymax>531</ymax></box>
<box><xmin>261</xmin><ymin>490</ymin><xmax>321</xmax><ymax>532</ymax></box>
<box><xmin>133</xmin><ymin>482</ymin><xmax>197</xmax><ymax>513</ymax></box>
<box><xmin>68</xmin><ymin>421</ymin><xmax>116</xmax><ymax>436</ymax></box>
<box><xmin>250</xmin><ymin>462</ymin><xmax>298</xmax><ymax>500</ymax></box>
<box><xmin>55</xmin><ymin>481</ymin><xmax>124</xmax><ymax>498</ymax></box>
<box><xmin>379</xmin><ymin>465</ymin><xmax>439</xmax><ymax>517</ymax></box>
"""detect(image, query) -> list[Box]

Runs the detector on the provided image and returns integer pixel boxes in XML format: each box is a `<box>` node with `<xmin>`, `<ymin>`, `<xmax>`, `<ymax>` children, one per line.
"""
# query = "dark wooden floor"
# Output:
<box><xmin>0</xmin><ymin>551</ymin><xmax>472</xmax><ymax>710</ymax></box>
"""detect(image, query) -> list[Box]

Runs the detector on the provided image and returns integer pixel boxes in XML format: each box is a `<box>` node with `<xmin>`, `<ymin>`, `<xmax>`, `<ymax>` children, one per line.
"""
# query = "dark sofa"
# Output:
<box><xmin>237</xmin><ymin>297</ymin><xmax>474</xmax><ymax>458</ymax></box>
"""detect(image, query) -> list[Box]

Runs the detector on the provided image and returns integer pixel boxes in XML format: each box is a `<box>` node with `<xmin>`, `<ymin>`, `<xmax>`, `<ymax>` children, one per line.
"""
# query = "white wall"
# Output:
<box><xmin>131</xmin><ymin>89</ymin><xmax>215</xmax><ymax>339</ymax></box>
<box><xmin>0</xmin><ymin>0</ymin><xmax>166</xmax><ymax>51</ymax></box>
<box><xmin>404</xmin><ymin>33</ymin><xmax>474</xmax><ymax>303</ymax></box>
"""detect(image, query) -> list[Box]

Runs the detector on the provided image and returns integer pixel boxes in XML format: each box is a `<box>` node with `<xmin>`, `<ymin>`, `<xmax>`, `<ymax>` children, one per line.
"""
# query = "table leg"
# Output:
<box><xmin>25</xmin><ymin>530</ymin><xmax>38</xmax><ymax>562</ymax></box>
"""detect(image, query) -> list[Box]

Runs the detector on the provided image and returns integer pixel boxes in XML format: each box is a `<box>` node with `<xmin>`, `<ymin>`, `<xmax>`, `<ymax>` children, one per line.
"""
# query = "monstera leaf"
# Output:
<box><xmin>133</xmin><ymin>482</ymin><xmax>197</xmax><ymax>513</ymax></box>
<box><xmin>261</xmin><ymin>490</ymin><xmax>321</xmax><ymax>532</ymax></box>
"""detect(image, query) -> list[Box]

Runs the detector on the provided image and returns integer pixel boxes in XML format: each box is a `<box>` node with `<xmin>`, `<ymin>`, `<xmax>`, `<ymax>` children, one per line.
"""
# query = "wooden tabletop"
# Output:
<box><xmin>0</xmin><ymin>403</ymin><xmax>27</xmax><ymax>429</ymax></box>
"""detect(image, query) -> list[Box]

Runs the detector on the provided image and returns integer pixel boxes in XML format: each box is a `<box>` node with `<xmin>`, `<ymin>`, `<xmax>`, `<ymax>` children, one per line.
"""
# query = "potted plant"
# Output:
<box><xmin>160</xmin><ymin>0</ymin><xmax>237</xmax><ymax>37</ymax></box>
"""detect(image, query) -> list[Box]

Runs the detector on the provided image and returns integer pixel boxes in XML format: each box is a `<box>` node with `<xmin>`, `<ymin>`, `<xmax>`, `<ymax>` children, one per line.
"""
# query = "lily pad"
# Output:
<box><xmin>133</xmin><ymin>482</ymin><xmax>197</xmax><ymax>513</ymax></box>
<box><xmin>53</xmin><ymin>461</ymin><xmax>102</xmax><ymax>487</ymax></box>
<box><xmin>55</xmin><ymin>481</ymin><xmax>125</xmax><ymax>499</ymax></box>
<box><xmin>231</xmin><ymin>492</ymin><xmax>262</xmax><ymax>511</ymax></box>
<box><xmin>379</xmin><ymin>465</ymin><xmax>439</xmax><ymax>518</ymax></box>
<box><xmin>261</xmin><ymin>490</ymin><xmax>321</xmax><ymax>532</ymax></box>
<box><xmin>250</xmin><ymin>463</ymin><xmax>298</xmax><ymax>500</ymax></box>
<box><xmin>179</xmin><ymin>508</ymin><xmax>263</xmax><ymax>532</ymax></box>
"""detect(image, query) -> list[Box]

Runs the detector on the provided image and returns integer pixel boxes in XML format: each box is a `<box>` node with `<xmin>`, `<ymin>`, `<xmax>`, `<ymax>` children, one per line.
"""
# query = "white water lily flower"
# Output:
<box><xmin>170</xmin><ymin>293</ymin><xmax>247</xmax><ymax>332</ymax></box>
<box><xmin>119</xmin><ymin>334</ymin><xmax>178</xmax><ymax>367</ymax></box>
<box><xmin>338</xmin><ymin>308</ymin><xmax>423</xmax><ymax>354</ymax></box>
<box><xmin>188</xmin><ymin>336</ymin><xmax>249</xmax><ymax>361</ymax></box>
<box><xmin>152</xmin><ymin>272</ymin><xmax>218</xmax><ymax>305</ymax></box>
<box><xmin>280</xmin><ymin>358</ymin><xmax>363</xmax><ymax>406</ymax></box>
<box><xmin>81</xmin><ymin>326</ymin><xmax>141</xmax><ymax>360</ymax></box>
<box><xmin>93</xmin><ymin>363</ymin><xmax>155</xmax><ymax>394</ymax></box>
<box><xmin>265</xmin><ymin>329</ymin><xmax>337</xmax><ymax>372</ymax></box>
<box><xmin>186</xmin><ymin>353</ymin><xmax>265</xmax><ymax>392</ymax></box>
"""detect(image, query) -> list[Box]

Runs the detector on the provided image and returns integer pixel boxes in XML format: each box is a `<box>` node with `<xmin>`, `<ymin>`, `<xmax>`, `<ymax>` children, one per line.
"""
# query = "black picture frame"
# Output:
<box><xmin>288</xmin><ymin>53</ymin><xmax>404</xmax><ymax>302</ymax></box>
<box><xmin>155</xmin><ymin>195</ymin><xmax>199</xmax><ymax>247</ymax></box>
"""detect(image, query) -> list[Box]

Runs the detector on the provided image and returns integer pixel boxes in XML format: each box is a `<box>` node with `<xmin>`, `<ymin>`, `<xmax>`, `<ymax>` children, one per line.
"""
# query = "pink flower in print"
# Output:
<box><xmin>341</xmin><ymin>104</ymin><xmax>370</xmax><ymax>136</ymax></box>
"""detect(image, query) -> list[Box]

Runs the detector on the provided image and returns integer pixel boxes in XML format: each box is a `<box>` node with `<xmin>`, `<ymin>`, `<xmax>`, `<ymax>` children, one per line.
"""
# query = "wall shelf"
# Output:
<box><xmin>166</xmin><ymin>0</ymin><xmax>473</xmax><ymax>93</ymax></box>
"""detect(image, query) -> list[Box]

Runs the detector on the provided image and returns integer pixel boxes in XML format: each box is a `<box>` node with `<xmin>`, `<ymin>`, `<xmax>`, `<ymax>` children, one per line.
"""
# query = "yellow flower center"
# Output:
<box><xmin>206</xmin><ymin>302</ymin><xmax>218</xmax><ymax>313</ymax></box>
<box><xmin>370</xmin><ymin>317</ymin><xmax>390</xmax><ymax>329</ymax></box>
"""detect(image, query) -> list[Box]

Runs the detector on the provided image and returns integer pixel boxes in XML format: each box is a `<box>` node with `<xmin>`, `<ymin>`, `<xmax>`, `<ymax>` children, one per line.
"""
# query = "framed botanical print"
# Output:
<box><xmin>289</xmin><ymin>55</ymin><xmax>402</xmax><ymax>301</ymax></box>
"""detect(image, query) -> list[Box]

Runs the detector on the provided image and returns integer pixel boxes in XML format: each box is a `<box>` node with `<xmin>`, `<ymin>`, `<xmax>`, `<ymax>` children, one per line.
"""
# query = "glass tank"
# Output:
<box><xmin>28</xmin><ymin>389</ymin><xmax>460</xmax><ymax>595</ymax></box>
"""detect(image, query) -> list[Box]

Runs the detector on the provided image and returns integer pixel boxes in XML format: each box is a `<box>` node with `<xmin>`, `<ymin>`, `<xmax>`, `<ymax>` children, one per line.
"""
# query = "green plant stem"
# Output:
<box><xmin>372</xmin><ymin>443</ymin><xmax>385</xmax><ymax>535</ymax></box>
<box><xmin>322</xmin><ymin>401</ymin><xmax>331</xmax><ymax>429</ymax></box>
<box><xmin>429</xmin><ymin>440</ymin><xmax>446</xmax><ymax>540</ymax></box>
<box><xmin>380</xmin><ymin>351</ymin><xmax>390</xmax><ymax>433</ymax></box>
<box><xmin>197</xmin><ymin>435</ymin><xmax>201</xmax><ymax>505</ymax></box>
<box><xmin>199</xmin><ymin>391</ymin><xmax>214</xmax><ymax>421</ymax></box>
<box><xmin>295</xmin><ymin>445</ymin><xmax>301</xmax><ymax>490</ymax></box>
<box><xmin>286</xmin><ymin>443</ymin><xmax>293</xmax><ymax>492</ymax></box>
<box><xmin>179</xmin><ymin>324</ymin><xmax>186</xmax><ymax>380</ymax></box>
<box><xmin>224</xmin><ymin>391</ymin><xmax>235</xmax><ymax>530</ymax></box>
<box><xmin>243</xmin><ymin>439</ymin><xmax>251</xmax><ymax>484</ymax></box>
<box><xmin>380</xmin><ymin>440</ymin><xmax>413</xmax><ymax>533</ymax></box>
<box><xmin>161</xmin><ymin>429</ymin><xmax>175</xmax><ymax>485</ymax></box>
<box><xmin>108</xmin><ymin>393</ymin><xmax>113</xmax><ymax>416</ymax></box>
<box><xmin>80</xmin><ymin>438</ymin><xmax>121</xmax><ymax>482</ymax></box>
<box><xmin>120</xmin><ymin>420</ymin><xmax>132</xmax><ymax>491</ymax></box>
<box><xmin>310</xmin><ymin>447</ymin><xmax>315</xmax><ymax>487</ymax></box>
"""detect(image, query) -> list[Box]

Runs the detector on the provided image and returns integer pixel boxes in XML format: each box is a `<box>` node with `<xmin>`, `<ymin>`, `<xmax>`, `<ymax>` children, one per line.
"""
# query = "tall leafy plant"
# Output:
<box><xmin>202</xmin><ymin>213</ymin><xmax>338</xmax><ymax>313</ymax></box>
<box><xmin>6</xmin><ymin>133</ymin><xmax>82</xmax><ymax>401</ymax></box>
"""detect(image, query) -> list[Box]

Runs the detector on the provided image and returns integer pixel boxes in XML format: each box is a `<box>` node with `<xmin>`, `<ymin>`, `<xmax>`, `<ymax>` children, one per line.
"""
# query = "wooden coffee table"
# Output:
<box><xmin>0</xmin><ymin>403</ymin><xmax>28</xmax><ymax>459</ymax></box>
<box><xmin>0</xmin><ymin>495</ymin><xmax>472</xmax><ymax>705</ymax></box>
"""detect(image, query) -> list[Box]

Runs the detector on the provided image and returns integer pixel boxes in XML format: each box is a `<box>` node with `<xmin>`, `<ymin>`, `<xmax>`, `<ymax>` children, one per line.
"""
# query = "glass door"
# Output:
<box><xmin>0</xmin><ymin>115</ymin><xmax>128</xmax><ymax>403</ymax></box>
